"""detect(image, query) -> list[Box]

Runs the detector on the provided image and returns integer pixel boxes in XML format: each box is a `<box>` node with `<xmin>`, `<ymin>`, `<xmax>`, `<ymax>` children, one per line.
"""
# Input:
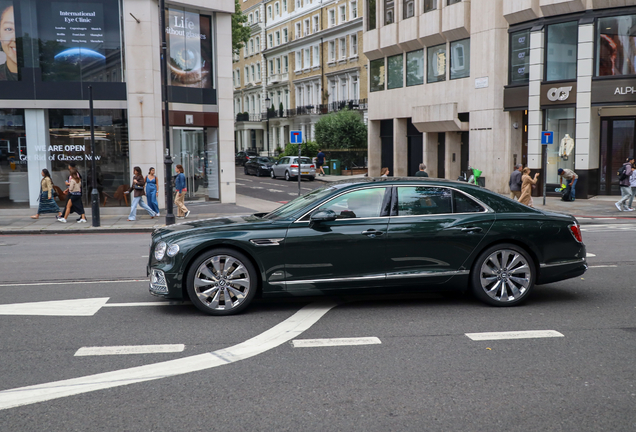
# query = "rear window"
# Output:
<box><xmin>397</xmin><ymin>187</ymin><xmax>452</xmax><ymax>215</ymax></box>
<box><xmin>294</xmin><ymin>157</ymin><xmax>312</xmax><ymax>164</ymax></box>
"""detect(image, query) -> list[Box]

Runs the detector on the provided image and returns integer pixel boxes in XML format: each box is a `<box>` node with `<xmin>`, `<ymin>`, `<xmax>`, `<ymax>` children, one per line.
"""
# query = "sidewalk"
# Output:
<box><xmin>315</xmin><ymin>174</ymin><xmax>636</xmax><ymax>221</ymax></box>
<box><xmin>0</xmin><ymin>195</ymin><xmax>280</xmax><ymax>235</ymax></box>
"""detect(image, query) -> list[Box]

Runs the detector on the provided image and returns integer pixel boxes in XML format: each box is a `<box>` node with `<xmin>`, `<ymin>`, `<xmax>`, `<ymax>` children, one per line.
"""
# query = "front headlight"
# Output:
<box><xmin>154</xmin><ymin>242</ymin><xmax>167</xmax><ymax>261</ymax></box>
<box><xmin>167</xmin><ymin>244</ymin><xmax>180</xmax><ymax>257</ymax></box>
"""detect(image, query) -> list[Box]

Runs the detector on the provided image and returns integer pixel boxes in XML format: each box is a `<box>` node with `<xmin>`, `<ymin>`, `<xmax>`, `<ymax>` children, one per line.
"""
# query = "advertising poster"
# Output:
<box><xmin>0</xmin><ymin>1</ymin><xmax>17</xmax><ymax>81</ymax></box>
<box><xmin>166</xmin><ymin>8</ymin><xmax>212</xmax><ymax>88</ymax></box>
<box><xmin>598</xmin><ymin>15</ymin><xmax>636</xmax><ymax>76</ymax></box>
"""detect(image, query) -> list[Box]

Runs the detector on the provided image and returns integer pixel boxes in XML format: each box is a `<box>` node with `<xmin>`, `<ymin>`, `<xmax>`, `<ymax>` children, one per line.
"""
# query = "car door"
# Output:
<box><xmin>384</xmin><ymin>185</ymin><xmax>495</xmax><ymax>285</ymax></box>
<box><xmin>282</xmin><ymin>186</ymin><xmax>392</xmax><ymax>291</ymax></box>
<box><xmin>274</xmin><ymin>157</ymin><xmax>288</xmax><ymax>177</ymax></box>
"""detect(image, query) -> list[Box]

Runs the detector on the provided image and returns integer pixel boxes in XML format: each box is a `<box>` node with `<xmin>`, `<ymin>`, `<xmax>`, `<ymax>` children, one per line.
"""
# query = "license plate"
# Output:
<box><xmin>302</xmin><ymin>172</ymin><xmax>309</xmax><ymax>175</ymax></box>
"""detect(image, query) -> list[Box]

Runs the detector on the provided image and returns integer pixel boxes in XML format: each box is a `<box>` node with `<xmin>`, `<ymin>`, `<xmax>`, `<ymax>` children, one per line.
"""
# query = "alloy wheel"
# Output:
<box><xmin>478</xmin><ymin>249</ymin><xmax>531</xmax><ymax>303</ymax></box>
<box><xmin>192</xmin><ymin>254</ymin><xmax>252</xmax><ymax>311</ymax></box>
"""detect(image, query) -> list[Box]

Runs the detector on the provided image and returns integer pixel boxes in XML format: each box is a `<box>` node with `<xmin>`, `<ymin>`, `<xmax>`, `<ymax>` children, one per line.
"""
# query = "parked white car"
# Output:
<box><xmin>270</xmin><ymin>156</ymin><xmax>316</xmax><ymax>181</ymax></box>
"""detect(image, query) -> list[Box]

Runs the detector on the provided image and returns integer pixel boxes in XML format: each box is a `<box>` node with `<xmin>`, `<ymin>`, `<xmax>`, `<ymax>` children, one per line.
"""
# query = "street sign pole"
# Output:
<box><xmin>290</xmin><ymin>130</ymin><xmax>303</xmax><ymax>197</ymax></box>
<box><xmin>541</xmin><ymin>131</ymin><xmax>554</xmax><ymax>206</ymax></box>
<box><xmin>298</xmin><ymin>141</ymin><xmax>302</xmax><ymax>196</ymax></box>
<box><xmin>88</xmin><ymin>86</ymin><xmax>100</xmax><ymax>227</ymax></box>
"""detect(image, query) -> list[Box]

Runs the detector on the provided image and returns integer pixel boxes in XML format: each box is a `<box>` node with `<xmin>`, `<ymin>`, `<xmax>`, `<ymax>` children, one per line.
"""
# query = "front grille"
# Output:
<box><xmin>149</xmin><ymin>269</ymin><xmax>168</xmax><ymax>294</ymax></box>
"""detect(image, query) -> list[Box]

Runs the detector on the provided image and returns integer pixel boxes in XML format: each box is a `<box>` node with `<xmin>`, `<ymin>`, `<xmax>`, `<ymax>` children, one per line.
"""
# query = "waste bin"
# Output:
<box><xmin>322</xmin><ymin>164</ymin><xmax>330</xmax><ymax>175</ymax></box>
<box><xmin>330</xmin><ymin>159</ymin><xmax>341</xmax><ymax>176</ymax></box>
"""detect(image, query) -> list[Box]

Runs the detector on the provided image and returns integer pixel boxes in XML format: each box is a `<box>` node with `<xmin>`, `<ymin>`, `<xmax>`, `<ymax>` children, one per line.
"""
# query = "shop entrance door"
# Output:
<box><xmin>600</xmin><ymin>118</ymin><xmax>636</xmax><ymax>195</ymax></box>
<box><xmin>173</xmin><ymin>128</ymin><xmax>206</xmax><ymax>200</ymax></box>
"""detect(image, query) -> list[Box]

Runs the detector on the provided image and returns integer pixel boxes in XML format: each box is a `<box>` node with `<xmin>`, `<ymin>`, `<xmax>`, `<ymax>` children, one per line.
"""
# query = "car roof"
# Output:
<box><xmin>323</xmin><ymin>177</ymin><xmax>482</xmax><ymax>188</ymax></box>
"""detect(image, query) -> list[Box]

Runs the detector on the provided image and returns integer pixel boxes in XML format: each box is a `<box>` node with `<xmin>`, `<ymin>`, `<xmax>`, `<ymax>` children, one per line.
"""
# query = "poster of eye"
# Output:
<box><xmin>166</xmin><ymin>8</ymin><xmax>212</xmax><ymax>89</ymax></box>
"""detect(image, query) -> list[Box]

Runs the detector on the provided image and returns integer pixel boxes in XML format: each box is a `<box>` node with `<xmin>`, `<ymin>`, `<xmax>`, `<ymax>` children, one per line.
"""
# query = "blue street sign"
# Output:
<box><xmin>541</xmin><ymin>131</ymin><xmax>554</xmax><ymax>145</ymax></box>
<box><xmin>290</xmin><ymin>130</ymin><xmax>303</xmax><ymax>144</ymax></box>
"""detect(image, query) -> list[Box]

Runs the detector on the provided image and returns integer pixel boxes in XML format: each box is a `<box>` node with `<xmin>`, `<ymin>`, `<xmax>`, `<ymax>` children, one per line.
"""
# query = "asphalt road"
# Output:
<box><xmin>236</xmin><ymin>165</ymin><xmax>323</xmax><ymax>203</ymax></box>
<box><xmin>0</xmin><ymin>226</ymin><xmax>635</xmax><ymax>431</ymax></box>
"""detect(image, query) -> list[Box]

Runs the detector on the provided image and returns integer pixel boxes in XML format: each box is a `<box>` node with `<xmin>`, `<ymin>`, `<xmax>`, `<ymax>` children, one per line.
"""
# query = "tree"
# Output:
<box><xmin>232</xmin><ymin>0</ymin><xmax>250</xmax><ymax>56</ymax></box>
<box><xmin>283</xmin><ymin>141</ymin><xmax>320</xmax><ymax>158</ymax></box>
<box><xmin>315</xmin><ymin>109</ymin><xmax>367</xmax><ymax>168</ymax></box>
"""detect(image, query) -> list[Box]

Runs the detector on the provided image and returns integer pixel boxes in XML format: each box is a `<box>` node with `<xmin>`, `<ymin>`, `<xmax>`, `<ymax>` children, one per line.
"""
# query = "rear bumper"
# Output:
<box><xmin>537</xmin><ymin>258</ymin><xmax>587</xmax><ymax>285</ymax></box>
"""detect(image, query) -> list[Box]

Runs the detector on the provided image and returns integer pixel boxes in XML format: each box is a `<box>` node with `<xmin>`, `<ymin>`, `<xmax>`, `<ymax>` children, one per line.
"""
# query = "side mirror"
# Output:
<box><xmin>310</xmin><ymin>209</ymin><xmax>337</xmax><ymax>223</ymax></box>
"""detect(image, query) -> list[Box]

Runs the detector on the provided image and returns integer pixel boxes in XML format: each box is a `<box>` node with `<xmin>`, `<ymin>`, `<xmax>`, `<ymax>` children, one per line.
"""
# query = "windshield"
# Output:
<box><xmin>263</xmin><ymin>185</ymin><xmax>341</xmax><ymax>220</ymax></box>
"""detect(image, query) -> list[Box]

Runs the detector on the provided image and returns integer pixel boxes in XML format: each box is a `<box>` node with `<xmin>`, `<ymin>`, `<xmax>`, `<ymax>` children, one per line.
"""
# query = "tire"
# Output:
<box><xmin>256</xmin><ymin>169</ymin><xmax>262</xmax><ymax>177</ymax></box>
<box><xmin>285</xmin><ymin>171</ymin><xmax>291</xmax><ymax>181</ymax></box>
<box><xmin>270</xmin><ymin>170</ymin><xmax>276</xmax><ymax>179</ymax></box>
<box><xmin>470</xmin><ymin>243</ymin><xmax>535</xmax><ymax>307</ymax></box>
<box><xmin>186</xmin><ymin>248</ymin><xmax>258</xmax><ymax>316</ymax></box>
<box><xmin>308</xmin><ymin>176</ymin><xmax>315</xmax><ymax>181</ymax></box>
<box><xmin>244</xmin><ymin>166</ymin><xmax>249</xmax><ymax>175</ymax></box>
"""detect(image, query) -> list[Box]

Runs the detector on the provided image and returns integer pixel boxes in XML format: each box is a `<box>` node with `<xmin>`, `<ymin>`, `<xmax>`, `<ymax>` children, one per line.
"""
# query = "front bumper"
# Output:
<box><xmin>149</xmin><ymin>268</ymin><xmax>169</xmax><ymax>295</ymax></box>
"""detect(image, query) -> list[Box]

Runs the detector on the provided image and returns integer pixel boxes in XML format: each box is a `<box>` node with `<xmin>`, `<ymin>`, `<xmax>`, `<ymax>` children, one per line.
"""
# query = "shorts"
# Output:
<box><xmin>317</xmin><ymin>162</ymin><xmax>324</xmax><ymax>167</ymax></box>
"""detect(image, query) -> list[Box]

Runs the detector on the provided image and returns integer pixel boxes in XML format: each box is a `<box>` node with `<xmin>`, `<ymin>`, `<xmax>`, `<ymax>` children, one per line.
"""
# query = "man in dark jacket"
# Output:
<box><xmin>415</xmin><ymin>163</ymin><xmax>429</xmax><ymax>177</ymax></box>
<box><xmin>509</xmin><ymin>164</ymin><xmax>523</xmax><ymax>200</ymax></box>
<box><xmin>615</xmin><ymin>156</ymin><xmax>634</xmax><ymax>212</ymax></box>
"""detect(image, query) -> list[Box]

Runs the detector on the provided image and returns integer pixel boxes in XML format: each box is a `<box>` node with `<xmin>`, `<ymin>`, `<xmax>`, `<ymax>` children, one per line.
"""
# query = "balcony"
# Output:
<box><xmin>288</xmin><ymin>99</ymin><xmax>368</xmax><ymax>117</ymax></box>
<box><xmin>267</xmin><ymin>73</ymin><xmax>289</xmax><ymax>85</ymax></box>
<box><xmin>236</xmin><ymin>113</ymin><xmax>263</xmax><ymax>122</ymax></box>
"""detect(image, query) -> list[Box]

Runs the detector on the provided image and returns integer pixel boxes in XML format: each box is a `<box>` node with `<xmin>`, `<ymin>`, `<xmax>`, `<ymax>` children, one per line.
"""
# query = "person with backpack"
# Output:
<box><xmin>615</xmin><ymin>156</ymin><xmax>635</xmax><ymax>212</ymax></box>
<box><xmin>628</xmin><ymin>162</ymin><xmax>636</xmax><ymax>210</ymax></box>
<box><xmin>557</xmin><ymin>168</ymin><xmax>578</xmax><ymax>201</ymax></box>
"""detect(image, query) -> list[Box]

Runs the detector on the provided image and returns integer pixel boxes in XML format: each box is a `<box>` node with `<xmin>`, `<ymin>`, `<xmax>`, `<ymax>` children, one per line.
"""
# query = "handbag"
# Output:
<box><xmin>134</xmin><ymin>184</ymin><xmax>144</xmax><ymax>190</ymax></box>
<box><xmin>53</xmin><ymin>185</ymin><xmax>67</xmax><ymax>201</ymax></box>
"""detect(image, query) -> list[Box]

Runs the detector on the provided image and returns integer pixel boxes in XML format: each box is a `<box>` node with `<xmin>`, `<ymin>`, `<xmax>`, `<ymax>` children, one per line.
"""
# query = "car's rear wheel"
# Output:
<box><xmin>270</xmin><ymin>170</ymin><xmax>276</xmax><ymax>179</ymax></box>
<box><xmin>308</xmin><ymin>176</ymin><xmax>315</xmax><ymax>181</ymax></box>
<box><xmin>285</xmin><ymin>171</ymin><xmax>291</xmax><ymax>181</ymax></box>
<box><xmin>471</xmin><ymin>244</ymin><xmax>535</xmax><ymax>307</ymax></box>
<box><xmin>186</xmin><ymin>249</ymin><xmax>257</xmax><ymax>316</ymax></box>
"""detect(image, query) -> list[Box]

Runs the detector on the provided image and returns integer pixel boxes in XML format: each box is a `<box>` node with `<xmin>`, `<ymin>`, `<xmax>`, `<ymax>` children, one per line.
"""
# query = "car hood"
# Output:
<box><xmin>153</xmin><ymin>214</ymin><xmax>277</xmax><ymax>238</ymax></box>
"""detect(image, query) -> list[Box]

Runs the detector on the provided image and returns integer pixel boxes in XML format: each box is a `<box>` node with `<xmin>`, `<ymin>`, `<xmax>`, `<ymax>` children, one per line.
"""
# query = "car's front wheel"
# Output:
<box><xmin>285</xmin><ymin>171</ymin><xmax>291</xmax><ymax>181</ymax></box>
<box><xmin>470</xmin><ymin>244</ymin><xmax>535</xmax><ymax>307</ymax></box>
<box><xmin>270</xmin><ymin>170</ymin><xmax>276</xmax><ymax>179</ymax></box>
<box><xmin>186</xmin><ymin>248</ymin><xmax>257</xmax><ymax>316</ymax></box>
<box><xmin>244</xmin><ymin>166</ymin><xmax>249</xmax><ymax>175</ymax></box>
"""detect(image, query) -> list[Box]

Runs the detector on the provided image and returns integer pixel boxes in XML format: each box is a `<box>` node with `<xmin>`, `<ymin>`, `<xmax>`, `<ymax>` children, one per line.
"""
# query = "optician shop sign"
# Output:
<box><xmin>540</xmin><ymin>82</ymin><xmax>577</xmax><ymax>106</ymax></box>
<box><xmin>591</xmin><ymin>78</ymin><xmax>636</xmax><ymax>104</ymax></box>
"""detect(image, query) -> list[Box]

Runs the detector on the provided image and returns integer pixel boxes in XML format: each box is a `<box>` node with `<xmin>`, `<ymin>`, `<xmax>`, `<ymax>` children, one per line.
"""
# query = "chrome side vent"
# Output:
<box><xmin>250</xmin><ymin>238</ymin><xmax>285</xmax><ymax>246</ymax></box>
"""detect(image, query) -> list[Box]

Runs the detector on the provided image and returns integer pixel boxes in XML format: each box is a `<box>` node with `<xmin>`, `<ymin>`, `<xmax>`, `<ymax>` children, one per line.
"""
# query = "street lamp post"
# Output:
<box><xmin>265</xmin><ymin>96</ymin><xmax>270</xmax><ymax>154</ymax></box>
<box><xmin>88</xmin><ymin>86</ymin><xmax>100</xmax><ymax>227</ymax></box>
<box><xmin>160</xmin><ymin>0</ymin><xmax>175</xmax><ymax>225</ymax></box>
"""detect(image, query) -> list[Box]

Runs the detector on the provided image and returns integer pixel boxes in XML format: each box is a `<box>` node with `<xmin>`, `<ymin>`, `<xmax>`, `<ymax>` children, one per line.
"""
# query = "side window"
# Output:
<box><xmin>318</xmin><ymin>188</ymin><xmax>387</xmax><ymax>219</ymax></box>
<box><xmin>454</xmin><ymin>192</ymin><xmax>485</xmax><ymax>213</ymax></box>
<box><xmin>397</xmin><ymin>187</ymin><xmax>452</xmax><ymax>215</ymax></box>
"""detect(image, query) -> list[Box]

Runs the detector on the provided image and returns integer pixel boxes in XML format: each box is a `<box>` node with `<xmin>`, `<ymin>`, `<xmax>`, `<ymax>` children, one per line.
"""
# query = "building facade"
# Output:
<box><xmin>364</xmin><ymin>0</ymin><xmax>636</xmax><ymax>198</ymax></box>
<box><xmin>0</xmin><ymin>0</ymin><xmax>236</xmax><ymax>210</ymax></box>
<box><xmin>234</xmin><ymin>0</ymin><xmax>368</xmax><ymax>153</ymax></box>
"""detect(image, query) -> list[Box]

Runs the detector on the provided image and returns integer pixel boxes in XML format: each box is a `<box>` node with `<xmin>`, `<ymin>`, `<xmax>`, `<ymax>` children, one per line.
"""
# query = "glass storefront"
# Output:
<box><xmin>545</xmin><ymin>21</ymin><xmax>578</xmax><ymax>81</ymax></box>
<box><xmin>544</xmin><ymin>107</ymin><xmax>575</xmax><ymax>185</ymax></box>
<box><xmin>0</xmin><ymin>109</ymin><xmax>27</xmax><ymax>207</ymax></box>
<box><xmin>600</xmin><ymin>118</ymin><xmax>636</xmax><ymax>195</ymax></box>
<box><xmin>597</xmin><ymin>14</ymin><xmax>636</xmax><ymax>76</ymax></box>
<box><xmin>172</xmin><ymin>127</ymin><xmax>219</xmax><ymax>201</ymax></box>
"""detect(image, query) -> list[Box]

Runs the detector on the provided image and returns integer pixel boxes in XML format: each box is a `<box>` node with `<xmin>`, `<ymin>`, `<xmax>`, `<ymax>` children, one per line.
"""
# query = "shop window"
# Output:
<box><xmin>544</xmin><ymin>107</ymin><xmax>575</xmax><ymax>185</ymax></box>
<box><xmin>546</xmin><ymin>21</ymin><xmax>577</xmax><ymax>82</ymax></box>
<box><xmin>387</xmin><ymin>54</ymin><xmax>403</xmax><ymax>89</ymax></box>
<box><xmin>368</xmin><ymin>0</ymin><xmax>376</xmax><ymax>30</ymax></box>
<box><xmin>423</xmin><ymin>0</ymin><xmax>437</xmax><ymax>12</ymax></box>
<box><xmin>509</xmin><ymin>29</ymin><xmax>530</xmax><ymax>84</ymax></box>
<box><xmin>0</xmin><ymin>109</ymin><xmax>26</xmax><ymax>207</ymax></box>
<box><xmin>597</xmin><ymin>15</ymin><xmax>636</xmax><ymax>76</ymax></box>
<box><xmin>450</xmin><ymin>38</ymin><xmax>470</xmax><ymax>80</ymax></box>
<box><xmin>370</xmin><ymin>58</ymin><xmax>385</xmax><ymax>92</ymax></box>
<box><xmin>406</xmin><ymin>49</ymin><xmax>424</xmax><ymax>86</ymax></box>
<box><xmin>427</xmin><ymin>43</ymin><xmax>446</xmax><ymax>83</ymax></box>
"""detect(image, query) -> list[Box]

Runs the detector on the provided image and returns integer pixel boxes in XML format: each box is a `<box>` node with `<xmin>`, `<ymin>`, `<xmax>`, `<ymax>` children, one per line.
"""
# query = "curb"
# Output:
<box><xmin>0</xmin><ymin>227</ymin><xmax>157</xmax><ymax>235</ymax></box>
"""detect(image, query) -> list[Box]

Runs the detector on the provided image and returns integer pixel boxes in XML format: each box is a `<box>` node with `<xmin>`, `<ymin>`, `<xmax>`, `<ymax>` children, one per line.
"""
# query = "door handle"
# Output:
<box><xmin>362</xmin><ymin>229</ymin><xmax>384</xmax><ymax>238</ymax></box>
<box><xmin>461</xmin><ymin>227</ymin><xmax>483</xmax><ymax>233</ymax></box>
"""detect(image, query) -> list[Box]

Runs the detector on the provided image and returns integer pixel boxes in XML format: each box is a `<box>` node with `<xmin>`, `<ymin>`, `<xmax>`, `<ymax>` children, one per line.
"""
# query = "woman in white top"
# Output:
<box><xmin>628</xmin><ymin>165</ymin><xmax>636</xmax><ymax>210</ymax></box>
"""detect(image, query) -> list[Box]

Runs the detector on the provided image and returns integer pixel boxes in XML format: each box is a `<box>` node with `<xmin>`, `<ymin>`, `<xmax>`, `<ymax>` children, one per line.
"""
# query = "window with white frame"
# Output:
<box><xmin>284</xmin><ymin>55</ymin><xmax>289</xmax><ymax>72</ymax></box>
<box><xmin>283</xmin><ymin>28</ymin><xmax>288</xmax><ymax>43</ymax></box>
<box><xmin>267</xmin><ymin>5</ymin><xmax>272</xmax><ymax>18</ymax></box>
<box><xmin>296</xmin><ymin>85</ymin><xmax>304</xmax><ymax>107</ymax></box>
<box><xmin>341</xmin><ymin>78</ymin><xmax>347</xmax><ymax>101</ymax></box>
<box><xmin>283</xmin><ymin>0</ymin><xmax>287</xmax><ymax>12</ymax></box>
<box><xmin>304</xmin><ymin>19</ymin><xmax>310</xmax><ymax>36</ymax></box>
<box><xmin>268</xmin><ymin>34</ymin><xmax>273</xmax><ymax>48</ymax></box>
<box><xmin>307</xmin><ymin>84</ymin><xmax>313</xmax><ymax>104</ymax></box>
<box><xmin>350</xmin><ymin>1</ymin><xmax>357</xmax><ymax>19</ymax></box>
<box><xmin>250</xmin><ymin>39</ymin><xmax>254</xmax><ymax>54</ymax></box>
<box><xmin>339</xmin><ymin>5</ymin><xmax>346</xmax><ymax>24</ymax></box>
<box><xmin>304</xmin><ymin>48</ymin><xmax>310</xmax><ymax>68</ymax></box>
<box><xmin>257</xmin><ymin>64</ymin><xmax>261</xmax><ymax>80</ymax></box>
<box><xmin>249</xmin><ymin>13</ymin><xmax>253</xmax><ymax>24</ymax></box>
<box><xmin>340</xmin><ymin>37</ymin><xmax>346</xmax><ymax>59</ymax></box>
<box><xmin>295</xmin><ymin>22</ymin><xmax>302</xmax><ymax>39</ymax></box>
<box><xmin>269</xmin><ymin>59</ymin><xmax>274</xmax><ymax>74</ymax></box>
<box><xmin>350</xmin><ymin>34</ymin><xmax>358</xmax><ymax>56</ymax></box>
<box><xmin>313</xmin><ymin>15</ymin><xmax>319</xmax><ymax>32</ymax></box>
<box><xmin>255</xmin><ymin>37</ymin><xmax>260</xmax><ymax>52</ymax></box>
<box><xmin>251</xmin><ymin>65</ymin><xmax>255</xmax><ymax>81</ymax></box>
<box><xmin>255</xmin><ymin>10</ymin><xmax>259</xmax><ymax>21</ymax></box>
<box><xmin>329</xmin><ymin>80</ymin><xmax>336</xmax><ymax>102</ymax></box>
<box><xmin>296</xmin><ymin>51</ymin><xmax>302</xmax><ymax>70</ymax></box>
<box><xmin>276</xmin><ymin>31</ymin><xmax>280</xmax><ymax>45</ymax></box>
<box><xmin>329</xmin><ymin>9</ymin><xmax>335</xmax><ymax>27</ymax></box>
<box><xmin>329</xmin><ymin>41</ymin><xmax>335</xmax><ymax>62</ymax></box>
<box><xmin>313</xmin><ymin>45</ymin><xmax>319</xmax><ymax>66</ymax></box>
<box><xmin>275</xmin><ymin>2</ymin><xmax>280</xmax><ymax>16</ymax></box>
<box><xmin>285</xmin><ymin>89</ymin><xmax>289</xmax><ymax>108</ymax></box>
<box><xmin>245</xmin><ymin>66</ymin><xmax>249</xmax><ymax>82</ymax></box>
<box><xmin>245</xmin><ymin>97</ymin><xmax>249</xmax><ymax>113</ymax></box>
<box><xmin>276</xmin><ymin>57</ymin><xmax>281</xmax><ymax>73</ymax></box>
<box><xmin>296</xmin><ymin>0</ymin><xmax>301</xmax><ymax>9</ymax></box>
<box><xmin>352</xmin><ymin>75</ymin><xmax>359</xmax><ymax>99</ymax></box>
<box><xmin>250</xmin><ymin>95</ymin><xmax>255</xmax><ymax>113</ymax></box>
<box><xmin>257</xmin><ymin>94</ymin><xmax>261</xmax><ymax>111</ymax></box>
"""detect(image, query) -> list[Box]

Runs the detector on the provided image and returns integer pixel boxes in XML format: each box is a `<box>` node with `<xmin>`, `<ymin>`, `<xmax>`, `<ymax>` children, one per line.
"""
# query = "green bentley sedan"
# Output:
<box><xmin>148</xmin><ymin>178</ymin><xmax>586</xmax><ymax>315</ymax></box>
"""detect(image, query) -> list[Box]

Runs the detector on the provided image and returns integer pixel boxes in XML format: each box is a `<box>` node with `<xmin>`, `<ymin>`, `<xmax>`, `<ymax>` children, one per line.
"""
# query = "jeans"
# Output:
<box><xmin>128</xmin><ymin>195</ymin><xmax>156</xmax><ymax>220</ymax></box>
<box><xmin>629</xmin><ymin>187</ymin><xmax>636</xmax><ymax>209</ymax></box>
<box><xmin>569</xmin><ymin>178</ymin><xmax>577</xmax><ymax>201</ymax></box>
<box><xmin>617</xmin><ymin>186</ymin><xmax>632</xmax><ymax>209</ymax></box>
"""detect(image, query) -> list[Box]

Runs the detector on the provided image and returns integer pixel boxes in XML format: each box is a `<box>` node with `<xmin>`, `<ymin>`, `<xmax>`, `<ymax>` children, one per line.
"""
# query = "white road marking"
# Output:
<box><xmin>465</xmin><ymin>330</ymin><xmax>564</xmax><ymax>341</ymax></box>
<box><xmin>251</xmin><ymin>186</ymin><xmax>264</xmax><ymax>189</ymax></box>
<box><xmin>262</xmin><ymin>182</ymin><xmax>279</xmax><ymax>186</ymax></box>
<box><xmin>75</xmin><ymin>345</ymin><xmax>185</xmax><ymax>356</ymax></box>
<box><xmin>102</xmin><ymin>302</ymin><xmax>181</xmax><ymax>307</ymax></box>
<box><xmin>292</xmin><ymin>337</ymin><xmax>381</xmax><ymax>348</ymax></box>
<box><xmin>0</xmin><ymin>298</ymin><xmax>110</xmax><ymax>317</ymax></box>
<box><xmin>236</xmin><ymin>183</ymin><xmax>245</xmax><ymax>186</ymax></box>
<box><xmin>267</xmin><ymin>189</ymin><xmax>283</xmax><ymax>193</ymax></box>
<box><xmin>288</xmin><ymin>193</ymin><xmax>298</xmax><ymax>196</ymax></box>
<box><xmin>588</xmin><ymin>265</ymin><xmax>618</xmax><ymax>268</ymax></box>
<box><xmin>586</xmin><ymin>253</ymin><xmax>596</xmax><ymax>257</ymax></box>
<box><xmin>0</xmin><ymin>279</ymin><xmax>144</xmax><ymax>288</ymax></box>
<box><xmin>141</xmin><ymin>255</ymin><xmax>149</xmax><ymax>258</ymax></box>
<box><xmin>0</xmin><ymin>301</ymin><xmax>338</xmax><ymax>410</ymax></box>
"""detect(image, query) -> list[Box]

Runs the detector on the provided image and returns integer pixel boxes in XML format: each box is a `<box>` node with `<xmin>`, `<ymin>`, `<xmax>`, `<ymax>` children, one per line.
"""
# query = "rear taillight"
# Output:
<box><xmin>569</xmin><ymin>224</ymin><xmax>583</xmax><ymax>243</ymax></box>
<box><xmin>310</xmin><ymin>164</ymin><xmax>315</xmax><ymax>168</ymax></box>
<box><xmin>290</xmin><ymin>164</ymin><xmax>298</xmax><ymax>168</ymax></box>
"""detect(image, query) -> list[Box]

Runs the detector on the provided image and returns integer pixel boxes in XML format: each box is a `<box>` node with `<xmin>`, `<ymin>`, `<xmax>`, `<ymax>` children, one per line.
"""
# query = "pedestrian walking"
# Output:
<box><xmin>415</xmin><ymin>163</ymin><xmax>429</xmax><ymax>177</ymax></box>
<box><xmin>557</xmin><ymin>168</ymin><xmax>578</xmax><ymax>201</ymax></box>
<box><xmin>380</xmin><ymin>167</ymin><xmax>390</xmax><ymax>177</ymax></box>
<box><xmin>174</xmin><ymin>164</ymin><xmax>190</xmax><ymax>219</ymax></box>
<box><xmin>145</xmin><ymin>167</ymin><xmax>160</xmax><ymax>216</ymax></box>
<box><xmin>31</xmin><ymin>169</ymin><xmax>62</xmax><ymax>219</ymax></box>
<box><xmin>519</xmin><ymin>167</ymin><xmax>539</xmax><ymax>207</ymax></box>
<box><xmin>615</xmin><ymin>156</ymin><xmax>634</xmax><ymax>212</ymax></box>
<box><xmin>629</xmin><ymin>162</ymin><xmax>636</xmax><ymax>210</ymax></box>
<box><xmin>126</xmin><ymin>166</ymin><xmax>157</xmax><ymax>221</ymax></box>
<box><xmin>509</xmin><ymin>164</ymin><xmax>523</xmax><ymax>200</ymax></box>
<box><xmin>58</xmin><ymin>167</ymin><xmax>87</xmax><ymax>223</ymax></box>
<box><xmin>60</xmin><ymin>163</ymin><xmax>81</xmax><ymax>220</ymax></box>
<box><xmin>316</xmin><ymin>149</ymin><xmax>326</xmax><ymax>176</ymax></box>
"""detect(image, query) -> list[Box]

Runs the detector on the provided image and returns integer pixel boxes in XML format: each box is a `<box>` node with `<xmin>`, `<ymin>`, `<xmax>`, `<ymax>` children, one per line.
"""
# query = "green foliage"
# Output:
<box><xmin>283</xmin><ymin>141</ymin><xmax>320</xmax><ymax>158</ymax></box>
<box><xmin>315</xmin><ymin>110</ymin><xmax>367</xmax><ymax>168</ymax></box>
<box><xmin>232</xmin><ymin>0</ymin><xmax>251</xmax><ymax>56</ymax></box>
